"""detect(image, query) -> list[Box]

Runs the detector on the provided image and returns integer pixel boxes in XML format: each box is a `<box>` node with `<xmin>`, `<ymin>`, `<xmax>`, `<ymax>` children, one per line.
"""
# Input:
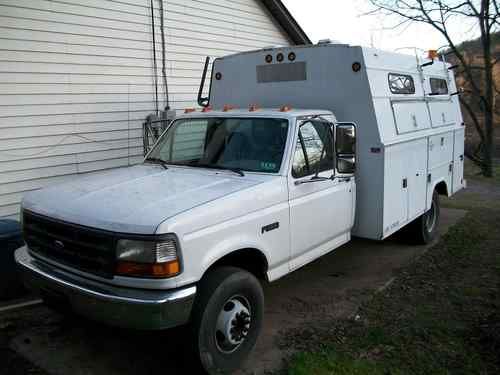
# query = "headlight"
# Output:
<box><xmin>115</xmin><ymin>235</ymin><xmax>181</xmax><ymax>279</ymax></box>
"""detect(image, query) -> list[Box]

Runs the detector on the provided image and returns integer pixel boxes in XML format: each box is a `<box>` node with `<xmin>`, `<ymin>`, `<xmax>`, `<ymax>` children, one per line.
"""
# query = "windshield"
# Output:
<box><xmin>147</xmin><ymin>117</ymin><xmax>289</xmax><ymax>174</ymax></box>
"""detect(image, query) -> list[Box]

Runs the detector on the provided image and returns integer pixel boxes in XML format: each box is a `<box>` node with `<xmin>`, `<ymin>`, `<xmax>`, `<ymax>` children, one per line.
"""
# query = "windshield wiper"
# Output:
<box><xmin>194</xmin><ymin>163</ymin><xmax>245</xmax><ymax>177</ymax></box>
<box><xmin>145</xmin><ymin>157</ymin><xmax>169</xmax><ymax>170</ymax></box>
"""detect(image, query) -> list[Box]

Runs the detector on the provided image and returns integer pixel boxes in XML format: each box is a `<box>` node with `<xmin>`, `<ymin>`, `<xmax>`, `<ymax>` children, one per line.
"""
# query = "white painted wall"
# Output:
<box><xmin>0</xmin><ymin>0</ymin><xmax>292</xmax><ymax>219</ymax></box>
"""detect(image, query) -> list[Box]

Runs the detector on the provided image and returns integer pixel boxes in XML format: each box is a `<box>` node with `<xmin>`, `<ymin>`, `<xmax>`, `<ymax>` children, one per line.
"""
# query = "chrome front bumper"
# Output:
<box><xmin>14</xmin><ymin>246</ymin><xmax>196</xmax><ymax>330</ymax></box>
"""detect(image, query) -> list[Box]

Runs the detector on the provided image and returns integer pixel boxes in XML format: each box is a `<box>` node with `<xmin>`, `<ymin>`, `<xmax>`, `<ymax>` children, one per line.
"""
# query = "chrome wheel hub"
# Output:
<box><xmin>215</xmin><ymin>296</ymin><xmax>251</xmax><ymax>353</ymax></box>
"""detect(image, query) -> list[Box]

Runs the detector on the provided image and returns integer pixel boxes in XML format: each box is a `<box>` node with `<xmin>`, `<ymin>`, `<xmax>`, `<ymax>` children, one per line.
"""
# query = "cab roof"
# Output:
<box><xmin>176</xmin><ymin>108</ymin><xmax>333</xmax><ymax>120</ymax></box>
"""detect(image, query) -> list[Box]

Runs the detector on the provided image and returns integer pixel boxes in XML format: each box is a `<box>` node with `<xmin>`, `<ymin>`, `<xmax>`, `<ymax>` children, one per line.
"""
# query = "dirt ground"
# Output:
<box><xmin>0</xmin><ymin>207</ymin><xmax>466</xmax><ymax>375</ymax></box>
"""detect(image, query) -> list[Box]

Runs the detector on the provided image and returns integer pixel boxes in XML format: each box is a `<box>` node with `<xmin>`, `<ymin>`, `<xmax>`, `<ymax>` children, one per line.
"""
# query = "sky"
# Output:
<box><xmin>282</xmin><ymin>0</ymin><xmax>478</xmax><ymax>57</ymax></box>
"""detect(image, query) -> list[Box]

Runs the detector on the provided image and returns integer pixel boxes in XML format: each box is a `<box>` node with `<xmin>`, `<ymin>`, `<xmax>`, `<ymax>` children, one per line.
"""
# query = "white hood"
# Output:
<box><xmin>22</xmin><ymin>165</ymin><xmax>267</xmax><ymax>234</ymax></box>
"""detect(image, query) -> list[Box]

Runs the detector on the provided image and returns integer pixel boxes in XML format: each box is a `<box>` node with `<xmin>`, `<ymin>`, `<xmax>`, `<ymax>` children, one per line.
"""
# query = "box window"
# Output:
<box><xmin>388</xmin><ymin>73</ymin><xmax>415</xmax><ymax>94</ymax></box>
<box><xmin>430</xmin><ymin>78</ymin><xmax>449</xmax><ymax>95</ymax></box>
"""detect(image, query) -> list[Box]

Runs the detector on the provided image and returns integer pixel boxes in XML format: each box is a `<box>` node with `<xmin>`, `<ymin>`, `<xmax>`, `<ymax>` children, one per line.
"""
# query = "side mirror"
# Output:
<box><xmin>336</xmin><ymin>123</ymin><xmax>356</xmax><ymax>174</ymax></box>
<box><xmin>337</xmin><ymin>156</ymin><xmax>356</xmax><ymax>174</ymax></box>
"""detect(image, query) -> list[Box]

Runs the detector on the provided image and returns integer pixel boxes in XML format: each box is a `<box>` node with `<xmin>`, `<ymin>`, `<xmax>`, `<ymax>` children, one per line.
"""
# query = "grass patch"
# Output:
<box><xmin>284</xmin><ymin>207</ymin><xmax>500</xmax><ymax>374</ymax></box>
<box><xmin>289</xmin><ymin>351</ymin><xmax>393</xmax><ymax>375</ymax></box>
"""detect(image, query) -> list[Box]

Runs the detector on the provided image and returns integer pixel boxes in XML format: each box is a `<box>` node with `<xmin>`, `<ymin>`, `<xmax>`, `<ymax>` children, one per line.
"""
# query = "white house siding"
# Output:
<box><xmin>0</xmin><ymin>0</ymin><xmax>292</xmax><ymax>219</ymax></box>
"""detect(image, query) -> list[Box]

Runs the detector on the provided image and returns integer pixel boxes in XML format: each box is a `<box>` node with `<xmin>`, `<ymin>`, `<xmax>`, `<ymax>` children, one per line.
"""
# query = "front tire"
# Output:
<box><xmin>406</xmin><ymin>191</ymin><xmax>440</xmax><ymax>245</ymax></box>
<box><xmin>191</xmin><ymin>267</ymin><xmax>264</xmax><ymax>374</ymax></box>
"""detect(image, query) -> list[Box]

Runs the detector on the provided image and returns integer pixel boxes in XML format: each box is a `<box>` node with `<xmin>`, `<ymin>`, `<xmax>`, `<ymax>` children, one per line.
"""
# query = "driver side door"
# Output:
<box><xmin>288</xmin><ymin>120</ymin><xmax>354</xmax><ymax>270</ymax></box>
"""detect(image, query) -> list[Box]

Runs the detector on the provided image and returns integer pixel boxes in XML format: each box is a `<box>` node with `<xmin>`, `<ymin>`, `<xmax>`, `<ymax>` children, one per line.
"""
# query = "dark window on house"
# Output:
<box><xmin>430</xmin><ymin>78</ymin><xmax>449</xmax><ymax>95</ymax></box>
<box><xmin>388</xmin><ymin>73</ymin><xmax>415</xmax><ymax>94</ymax></box>
<box><xmin>292</xmin><ymin>121</ymin><xmax>334</xmax><ymax>178</ymax></box>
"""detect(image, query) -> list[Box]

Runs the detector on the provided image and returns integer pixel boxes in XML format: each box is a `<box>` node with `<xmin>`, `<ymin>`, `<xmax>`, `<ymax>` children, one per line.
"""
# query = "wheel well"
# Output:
<box><xmin>207</xmin><ymin>248</ymin><xmax>269</xmax><ymax>281</ymax></box>
<box><xmin>435</xmin><ymin>181</ymin><xmax>449</xmax><ymax>196</ymax></box>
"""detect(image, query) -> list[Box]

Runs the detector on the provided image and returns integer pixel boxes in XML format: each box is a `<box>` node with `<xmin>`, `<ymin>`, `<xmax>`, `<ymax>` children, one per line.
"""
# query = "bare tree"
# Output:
<box><xmin>367</xmin><ymin>0</ymin><xmax>499</xmax><ymax>177</ymax></box>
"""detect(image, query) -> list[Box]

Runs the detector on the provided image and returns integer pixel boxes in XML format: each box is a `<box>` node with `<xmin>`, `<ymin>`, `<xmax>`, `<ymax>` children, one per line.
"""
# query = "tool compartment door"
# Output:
<box><xmin>383</xmin><ymin>143</ymin><xmax>409</xmax><ymax>237</ymax></box>
<box><xmin>407</xmin><ymin>138</ymin><xmax>428</xmax><ymax>221</ymax></box>
<box><xmin>392</xmin><ymin>101</ymin><xmax>431</xmax><ymax>135</ymax></box>
<box><xmin>427</xmin><ymin>131</ymin><xmax>454</xmax><ymax>208</ymax></box>
<box><xmin>428</xmin><ymin>99</ymin><xmax>456</xmax><ymax>128</ymax></box>
<box><xmin>452</xmin><ymin>128</ymin><xmax>465</xmax><ymax>194</ymax></box>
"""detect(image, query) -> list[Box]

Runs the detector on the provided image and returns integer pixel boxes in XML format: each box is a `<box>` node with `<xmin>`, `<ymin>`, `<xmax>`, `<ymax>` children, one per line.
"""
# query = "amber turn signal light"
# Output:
<box><xmin>428</xmin><ymin>50</ymin><xmax>438</xmax><ymax>60</ymax></box>
<box><xmin>116</xmin><ymin>260</ymin><xmax>180</xmax><ymax>279</ymax></box>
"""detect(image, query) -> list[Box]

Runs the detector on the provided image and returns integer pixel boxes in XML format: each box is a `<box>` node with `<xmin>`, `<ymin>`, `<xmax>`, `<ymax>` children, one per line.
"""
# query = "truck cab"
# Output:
<box><xmin>16</xmin><ymin>108</ymin><xmax>357</xmax><ymax>373</ymax></box>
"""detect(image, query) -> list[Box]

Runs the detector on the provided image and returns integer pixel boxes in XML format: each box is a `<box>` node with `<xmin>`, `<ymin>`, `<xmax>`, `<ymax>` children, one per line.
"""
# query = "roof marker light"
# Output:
<box><xmin>428</xmin><ymin>50</ymin><xmax>438</xmax><ymax>60</ymax></box>
<box><xmin>202</xmin><ymin>106</ymin><xmax>212</xmax><ymax>113</ymax></box>
<box><xmin>184</xmin><ymin>108</ymin><xmax>196</xmax><ymax>113</ymax></box>
<box><xmin>249</xmin><ymin>104</ymin><xmax>260</xmax><ymax>112</ymax></box>
<box><xmin>280</xmin><ymin>105</ymin><xmax>292</xmax><ymax>112</ymax></box>
<box><xmin>223</xmin><ymin>104</ymin><xmax>235</xmax><ymax>112</ymax></box>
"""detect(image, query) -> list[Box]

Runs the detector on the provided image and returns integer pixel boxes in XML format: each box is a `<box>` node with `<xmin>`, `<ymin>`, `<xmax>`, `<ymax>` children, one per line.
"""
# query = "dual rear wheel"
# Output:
<box><xmin>405</xmin><ymin>190</ymin><xmax>441</xmax><ymax>244</ymax></box>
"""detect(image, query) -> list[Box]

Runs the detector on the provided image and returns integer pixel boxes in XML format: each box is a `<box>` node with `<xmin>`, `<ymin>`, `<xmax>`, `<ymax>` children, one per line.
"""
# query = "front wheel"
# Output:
<box><xmin>190</xmin><ymin>267</ymin><xmax>264</xmax><ymax>374</ymax></box>
<box><xmin>406</xmin><ymin>191</ymin><xmax>440</xmax><ymax>245</ymax></box>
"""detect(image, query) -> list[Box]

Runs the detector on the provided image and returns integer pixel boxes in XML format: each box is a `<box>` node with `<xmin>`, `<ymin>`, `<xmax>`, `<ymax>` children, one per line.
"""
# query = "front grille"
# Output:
<box><xmin>23</xmin><ymin>210</ymin><xmax>116</xmax><ymax>278</ymax></box>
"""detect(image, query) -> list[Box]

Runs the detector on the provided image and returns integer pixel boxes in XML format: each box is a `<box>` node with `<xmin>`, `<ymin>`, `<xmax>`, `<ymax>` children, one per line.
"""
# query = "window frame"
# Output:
<box><xmin>388</xmin><ymin>73</ymin><xmax>416</xmax><ymax>95</ymax></box>
<box><xmin>291</xmin><ymin>119</ymin><xmax>335</xmax><ymax>179</ymax></box>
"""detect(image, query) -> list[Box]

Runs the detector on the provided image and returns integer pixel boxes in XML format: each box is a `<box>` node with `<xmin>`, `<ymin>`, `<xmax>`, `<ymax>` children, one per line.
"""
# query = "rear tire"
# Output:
<box><xmin>405</xmin><ymin>191</ymin><xmax>440</xmax><ymax>245</ymax></box>
<box><xmin>190</xmin><ymin>266</ymin><xmax>264</xmax><ymax>374</ymax></box>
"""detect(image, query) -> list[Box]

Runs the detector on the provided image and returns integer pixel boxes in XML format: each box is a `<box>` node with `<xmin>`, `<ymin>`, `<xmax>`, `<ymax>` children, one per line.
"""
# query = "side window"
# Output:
<box><xmin>430</xmin><ymin>78</ymin><xmax>449</xmax><ymax>95</ymax></box>
<box><xmin>292</xmin><ymin>121</ymin><xmax>333</xmax><ymax>178</ymax></box>
<box><xmin>388</xmin><ymin>73</ymin><xmax>415</xmax><ymax>94</ymax></box>
<box><xmin>160</xmin><ymin>120</ymin><xmax>208</xmax><ymax>161</ymax></box>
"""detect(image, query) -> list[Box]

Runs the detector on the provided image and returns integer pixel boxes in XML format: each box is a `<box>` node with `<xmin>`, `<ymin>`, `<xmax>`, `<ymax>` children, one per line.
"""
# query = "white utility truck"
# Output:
<box><xmin>15</xmin><ymin>43</ymin><xmax>465</xmax><ymax>373</ymax></box>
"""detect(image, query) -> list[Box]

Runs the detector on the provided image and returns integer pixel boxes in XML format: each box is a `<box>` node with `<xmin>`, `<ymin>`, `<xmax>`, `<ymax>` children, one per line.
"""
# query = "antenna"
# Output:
<box><xmin>198</xmin><ymin>57</ymin><xmax>210</xmax><ymax>108</ymax></box>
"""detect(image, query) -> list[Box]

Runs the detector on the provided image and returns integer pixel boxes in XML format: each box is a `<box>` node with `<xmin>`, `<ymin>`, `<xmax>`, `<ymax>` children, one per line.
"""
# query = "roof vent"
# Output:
<box><xmin>318</xmin><ymin>39</ymin><xmax>333</xmax><ymax>44</ymax></box>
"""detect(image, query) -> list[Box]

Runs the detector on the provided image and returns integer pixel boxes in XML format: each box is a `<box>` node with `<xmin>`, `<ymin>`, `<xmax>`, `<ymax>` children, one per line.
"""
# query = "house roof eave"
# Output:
<box><xmin>260</xmin><ymin>0</ymin><xmax>312</xmax><ymax>45</ymax></box>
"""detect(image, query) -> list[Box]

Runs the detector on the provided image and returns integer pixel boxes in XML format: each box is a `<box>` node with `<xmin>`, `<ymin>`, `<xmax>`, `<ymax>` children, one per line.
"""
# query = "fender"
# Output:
<box><xmin>427</xmin><ymin>179</ymin><xmax>450</xmax><ymax>209</ymax></box>
<box><xmin>198</xmin><ymin>237</ymin><xmax>271</xmax><ymax>281</ymax></box>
